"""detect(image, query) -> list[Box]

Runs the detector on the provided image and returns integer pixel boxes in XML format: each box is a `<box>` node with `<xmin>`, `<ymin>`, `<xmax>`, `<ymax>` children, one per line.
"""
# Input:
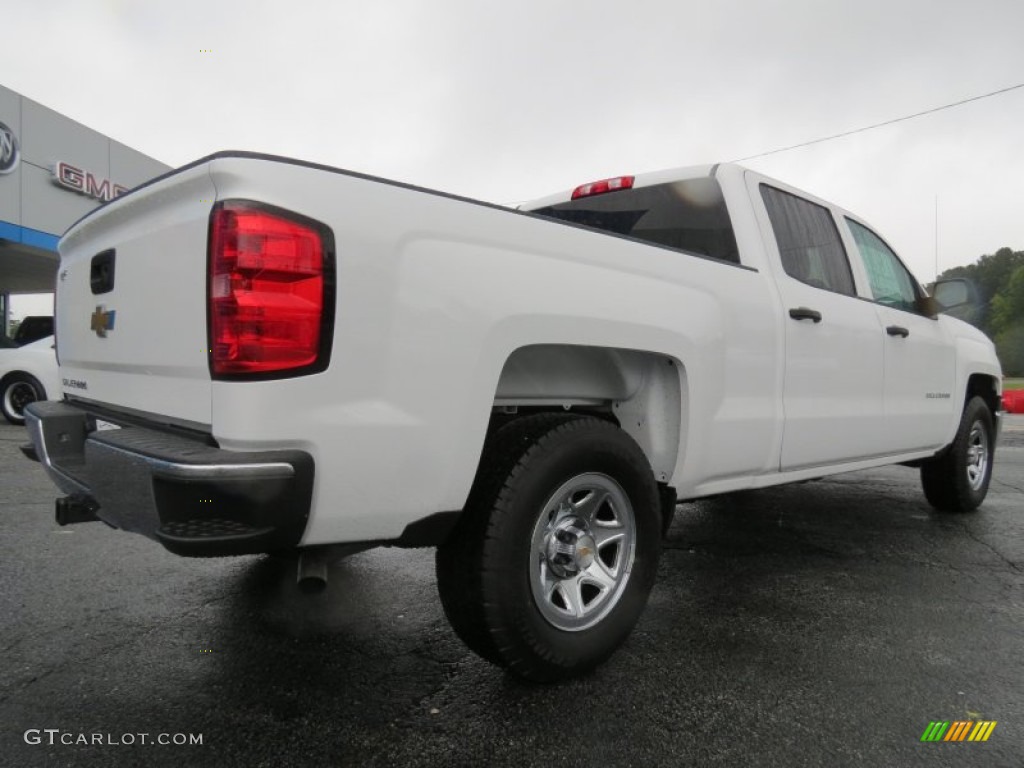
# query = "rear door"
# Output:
<box><xmin>752</xmin><ymin>178</ymin><xmax>887</xmax><ymax>470</ymax></box>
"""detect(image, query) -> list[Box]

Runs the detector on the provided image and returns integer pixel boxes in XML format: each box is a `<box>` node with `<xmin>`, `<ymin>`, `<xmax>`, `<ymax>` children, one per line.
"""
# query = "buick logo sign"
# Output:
<box><xmin>0</xmin><ymin>120</ymin><xmax>19</xmax><ymax>175</ymax></box>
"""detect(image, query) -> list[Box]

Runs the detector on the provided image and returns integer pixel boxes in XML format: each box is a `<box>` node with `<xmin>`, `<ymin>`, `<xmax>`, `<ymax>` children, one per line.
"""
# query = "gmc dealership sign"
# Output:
<box><xmin>52</xmin><ymin>161</ymin><xmax>129</xmax><ymax>202</ymax></box>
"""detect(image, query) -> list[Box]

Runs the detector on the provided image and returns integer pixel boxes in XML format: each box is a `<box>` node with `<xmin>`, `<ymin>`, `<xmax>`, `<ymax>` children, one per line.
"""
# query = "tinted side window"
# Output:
<box><xmin>760</xmin><ymin>185</ymin><xmax>856</xmax><ymax>296</ymax></box>
<box><xmin>531</xmin><ymin>178</ymin><xmax>740</xmax><ymax>264</ymax></box>
<box><xmin>846</xmin><ymin>219</ymin><xmax>919</xmax><ymax>312</ymax></box>
<box><xmin>13</xmin><ymin>316</ymin><xmax>54</xmax><ymax>344</ymax></box>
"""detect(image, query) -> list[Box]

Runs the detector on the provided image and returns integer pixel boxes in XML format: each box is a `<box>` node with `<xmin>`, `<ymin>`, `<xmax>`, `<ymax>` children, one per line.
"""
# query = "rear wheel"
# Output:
<box><xmin>1</xmin><ymin>373</ymin><xmax>45</xmax><ymax>425</ymax></box>
<box><xmin>920</xmin><ymin>396</ymin><xmax>994</xmax><ymax>512</ymax></box>
<box><xmin>436</xmin><ymin>414</ymin><xmax>661</xmax><ymax>682</ymax></box>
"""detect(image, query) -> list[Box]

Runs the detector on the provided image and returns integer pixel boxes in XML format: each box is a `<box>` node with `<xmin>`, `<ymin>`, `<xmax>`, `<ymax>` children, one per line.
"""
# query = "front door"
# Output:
<box><xmin>844</xmin><ymin>218</ymin><xmax>956</xmax><ymax>452</ymax></box>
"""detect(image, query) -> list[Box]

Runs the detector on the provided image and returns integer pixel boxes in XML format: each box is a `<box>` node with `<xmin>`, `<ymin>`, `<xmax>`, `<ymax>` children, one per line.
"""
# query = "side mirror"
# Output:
<box><xmin>931</xmin><ymin>278</ymin><xmax>974</xmax><ymax>311</ymax></box>
<box><xmin>929</xmin><ymin>277</ymin><xmax>984</xmax><ymax>325</ymax></box>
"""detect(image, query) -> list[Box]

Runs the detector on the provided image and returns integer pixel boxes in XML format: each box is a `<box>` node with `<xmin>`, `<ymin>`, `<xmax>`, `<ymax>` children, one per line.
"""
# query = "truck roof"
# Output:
<box><xmin>518</xmin><ymin>163</ymin><xmax>725</xmax><ymax>211</ymax></box>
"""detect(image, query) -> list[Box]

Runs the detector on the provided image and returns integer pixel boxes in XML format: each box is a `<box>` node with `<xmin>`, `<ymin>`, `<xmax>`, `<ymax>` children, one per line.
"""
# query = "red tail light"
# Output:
<box><xmin>208</xmin><ymin>201</ymin><xmax>334</xmax><ymax>378</ymax></box>
<box><xmin>571</xmin><ymin>175</ymin><xmax>635</xmax><ymax>200</ymax></box>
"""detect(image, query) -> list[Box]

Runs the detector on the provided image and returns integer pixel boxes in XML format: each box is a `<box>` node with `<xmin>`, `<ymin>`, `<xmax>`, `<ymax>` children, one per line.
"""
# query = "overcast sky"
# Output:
<box><xmin>5</xmin><ymin>0</ymin><xmax>1024</xmax><ymax>318</ymax></box>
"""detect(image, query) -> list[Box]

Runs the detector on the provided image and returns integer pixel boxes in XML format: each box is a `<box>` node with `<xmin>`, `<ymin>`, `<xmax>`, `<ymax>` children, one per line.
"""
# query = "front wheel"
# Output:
<box><xmin>436</xmin><ymin>414</ymin><xmax>661</xmax><ymax>682</ymax></box>
<box><xmin>1</xmin><ymin>373</ymin><xmax>45</xmax><ymax>425</ymax></box>
<box><xmin>920</xmin><ymin>396</ymin><xmax>995</xmax><ymax>512</ymax></box>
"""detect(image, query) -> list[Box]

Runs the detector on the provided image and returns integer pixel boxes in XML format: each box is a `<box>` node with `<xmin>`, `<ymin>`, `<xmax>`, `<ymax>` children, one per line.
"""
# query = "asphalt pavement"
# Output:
<box><xmin>2</xmin><ymin>418</ymin><xmax>1022</xmax><ymax>767</ymax></box>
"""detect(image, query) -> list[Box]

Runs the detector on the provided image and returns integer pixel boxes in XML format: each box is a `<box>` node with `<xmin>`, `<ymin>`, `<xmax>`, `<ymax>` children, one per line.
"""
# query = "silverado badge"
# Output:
<box><xmin>90</xmin><ymin>305</ymin><xmax>116</xmax><ymax>338</ymax></box>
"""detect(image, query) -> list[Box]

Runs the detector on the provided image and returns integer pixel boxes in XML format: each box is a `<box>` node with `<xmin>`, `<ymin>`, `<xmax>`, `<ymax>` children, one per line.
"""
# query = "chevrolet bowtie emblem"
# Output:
<box><xmin>90</xmin><ymin>305</ymin><xmax>116</xmax><ymax>337</ymax></box>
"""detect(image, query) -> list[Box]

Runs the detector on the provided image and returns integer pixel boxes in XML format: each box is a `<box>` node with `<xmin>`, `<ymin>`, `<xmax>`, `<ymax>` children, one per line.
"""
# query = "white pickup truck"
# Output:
<box><xmin>24</xmin><ymin>152</ymin><xmax>1002</xmax><ymax>681</ymax></box>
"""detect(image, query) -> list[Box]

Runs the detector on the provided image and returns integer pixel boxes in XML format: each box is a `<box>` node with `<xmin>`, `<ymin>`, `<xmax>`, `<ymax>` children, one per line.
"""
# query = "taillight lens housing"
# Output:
<box><xmin>208</xmin><ymin>201</ymin><xmax>334</xmax><ymax>378</ymax></box>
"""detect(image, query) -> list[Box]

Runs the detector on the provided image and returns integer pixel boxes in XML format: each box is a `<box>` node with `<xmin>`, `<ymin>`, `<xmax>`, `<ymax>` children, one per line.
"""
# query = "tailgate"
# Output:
<box><xmin>56</xmin><ymin>163</ymin><xmax>217</xmax><ymax>427</ymax></box>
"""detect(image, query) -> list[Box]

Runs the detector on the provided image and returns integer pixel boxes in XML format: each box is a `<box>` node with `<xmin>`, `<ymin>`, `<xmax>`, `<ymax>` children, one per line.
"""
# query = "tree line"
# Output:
<box><xmin>936</xmin><ymin>247</ymin><xmax>1024</xmax><ymax>376</ymax></box>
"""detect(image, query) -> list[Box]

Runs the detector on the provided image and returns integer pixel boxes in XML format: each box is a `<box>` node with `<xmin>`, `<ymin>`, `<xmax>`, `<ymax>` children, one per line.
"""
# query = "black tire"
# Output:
<box><xmin>920</xmin><ymin>396</ymin><xmax>994</xmax><ymax>512</ymax></box>
<box><xmin>436</xmin><ymin>414</ymin><xmax>661</xmax><ymax>682</ymax></box>
<box><xmin>1</xmin><ymin>373</ymin><xmax>45</xmax><ymax>425</ymax></box>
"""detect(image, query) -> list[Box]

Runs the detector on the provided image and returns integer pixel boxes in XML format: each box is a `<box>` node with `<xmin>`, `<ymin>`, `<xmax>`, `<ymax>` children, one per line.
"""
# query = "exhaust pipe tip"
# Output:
<box><xmin>296</xmin><ymin>548</ymin><xmax>329</xmax><ymax>594</ymax></box>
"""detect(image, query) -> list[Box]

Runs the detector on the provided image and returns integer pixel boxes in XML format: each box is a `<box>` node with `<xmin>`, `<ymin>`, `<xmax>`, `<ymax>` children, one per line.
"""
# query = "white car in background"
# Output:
<box><xmin>0</xmin><ymin>336</ymin><xmax>60</xmax><ymax>425</ymax></box>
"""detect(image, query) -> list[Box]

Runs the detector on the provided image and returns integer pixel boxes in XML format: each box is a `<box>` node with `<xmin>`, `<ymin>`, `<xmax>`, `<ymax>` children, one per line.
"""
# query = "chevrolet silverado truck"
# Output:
<box><xmin>24</xmin><ymin>152</ymin><xmax>1003</xmax><ymax>682</ymax></box>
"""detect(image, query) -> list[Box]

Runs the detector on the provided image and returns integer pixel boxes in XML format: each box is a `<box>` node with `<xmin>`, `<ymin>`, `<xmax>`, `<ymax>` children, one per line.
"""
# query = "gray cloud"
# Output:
<box><xmin>4</xmin><ymin>0</ymin><xmax>1023</xmax><ymax>280</ymax></box>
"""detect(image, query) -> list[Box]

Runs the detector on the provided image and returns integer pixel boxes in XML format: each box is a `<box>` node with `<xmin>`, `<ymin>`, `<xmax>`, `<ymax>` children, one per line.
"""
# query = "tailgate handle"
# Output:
<box><xmin>90</xmin><ymin>249</ymin><xmax>116</xmax><ymax>295</ymax></box>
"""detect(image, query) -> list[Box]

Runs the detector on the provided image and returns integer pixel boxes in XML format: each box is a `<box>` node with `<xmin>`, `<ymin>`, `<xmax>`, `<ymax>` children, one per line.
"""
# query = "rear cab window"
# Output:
<box><xmin>528</xmin><ymin>177</ymin><xmax>741</xmax><ymax>265</ymax></box>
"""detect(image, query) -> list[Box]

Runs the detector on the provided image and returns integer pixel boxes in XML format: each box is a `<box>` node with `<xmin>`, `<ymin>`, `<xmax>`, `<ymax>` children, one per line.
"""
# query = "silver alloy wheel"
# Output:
<box><xmin>965</xmin><ymin>421</ymin><xmax>989</xmax><ymax>491</ymax></box>
<box><xmin>529</xmin><ymin>472</ymin><xmax>637</xmax><ymax>632</ymax></box>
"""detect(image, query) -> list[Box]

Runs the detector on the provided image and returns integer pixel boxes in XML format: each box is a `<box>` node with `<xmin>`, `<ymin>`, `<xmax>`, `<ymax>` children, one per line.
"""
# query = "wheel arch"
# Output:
<box><xmin>491</xmin><ymin>343</ymin><xmax>686</xmax><ymax>485</ymax></box>
<box><xmin>965</xmin><ymin>373</ymin><xmax>1001</xmax><ymax>416</ymax></box>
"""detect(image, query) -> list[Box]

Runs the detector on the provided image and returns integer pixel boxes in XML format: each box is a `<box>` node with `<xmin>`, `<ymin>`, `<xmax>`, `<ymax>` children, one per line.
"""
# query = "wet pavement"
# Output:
<box><xmin>2</xmin><ymin>418</ymin><xmax>1022</xmax><ymax>767</ymax></box>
